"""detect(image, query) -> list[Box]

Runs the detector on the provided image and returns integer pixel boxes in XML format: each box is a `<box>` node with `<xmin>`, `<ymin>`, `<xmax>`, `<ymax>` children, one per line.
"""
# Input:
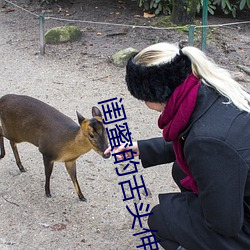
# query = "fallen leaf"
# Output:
<box><xmin>143</xmin><ymin>12</ymin><xmax>155</xmax><ymax>18</ymax></box>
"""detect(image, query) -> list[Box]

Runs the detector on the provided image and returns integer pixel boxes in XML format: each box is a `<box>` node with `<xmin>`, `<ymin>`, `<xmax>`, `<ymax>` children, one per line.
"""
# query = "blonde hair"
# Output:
<box><xmin>134</xmin><ymin>42</ymin><xmax>250</xmax><ymax>113</ymax></box>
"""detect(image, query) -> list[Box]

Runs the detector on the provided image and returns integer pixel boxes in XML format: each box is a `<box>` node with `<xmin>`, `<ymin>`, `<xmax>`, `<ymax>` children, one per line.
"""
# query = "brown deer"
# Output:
<box><xmin>0</xmin><ymin>94</ymin><xmax>110</xmax><ymax>201</ymax></box>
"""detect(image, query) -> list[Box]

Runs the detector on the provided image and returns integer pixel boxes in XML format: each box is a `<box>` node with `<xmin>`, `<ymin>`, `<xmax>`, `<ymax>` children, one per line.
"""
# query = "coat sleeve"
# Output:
<box><xmin>137</xmin><ymin>137</ymin><xmax>176</xmax><ymax>168</ymax></box>
<box><xmin>185</xmin><ymin>136</ymin><xmax>249</xmax><ymax>237</ymax></box>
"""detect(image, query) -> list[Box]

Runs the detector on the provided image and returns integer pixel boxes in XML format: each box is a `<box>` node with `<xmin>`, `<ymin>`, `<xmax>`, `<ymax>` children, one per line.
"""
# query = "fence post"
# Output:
<box><xmin>39</xmin><ymin>11</ymin><xmax>45</xmax><ymax>55</ymax></box>
<box><xmin>202</xmin><ymin>0</ymin><xmax>208</xmax><ymax>51</ymax></box>
<box><xmin>188</xmin><ymin>25</ymin><xmax>195</xmax><ymax>46</ymax></box>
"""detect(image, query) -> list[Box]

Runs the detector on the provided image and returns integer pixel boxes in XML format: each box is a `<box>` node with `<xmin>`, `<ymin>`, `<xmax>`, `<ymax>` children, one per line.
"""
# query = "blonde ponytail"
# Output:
<box><xmin>182</xmin><ymin>46</ymin><xmax>250</xmax><ymax>112</ymax></box>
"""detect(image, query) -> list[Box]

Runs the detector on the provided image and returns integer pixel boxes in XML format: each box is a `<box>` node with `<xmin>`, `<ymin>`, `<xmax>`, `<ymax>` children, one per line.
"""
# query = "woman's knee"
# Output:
<box><xmin>148</xmin><ymin>204</ymin><xmax>180</xmax><ymax>250</ymax></box>
<box><xmin>148</xmin><ymin>204</ymin><xmax>173</xmax><ymax>238</ymax></box>
<box><xmin>148</xmin><ymin>204</ymin><xmax>161</xmax><ymax>230</ymax></box>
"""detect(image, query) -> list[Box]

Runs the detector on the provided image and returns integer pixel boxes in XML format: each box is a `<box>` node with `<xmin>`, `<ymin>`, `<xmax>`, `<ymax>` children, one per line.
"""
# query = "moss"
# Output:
<box><xmin>152</xmin><ymin>16</ymin><xmax>172</xmax><ymax>27</ymax></box>
<box><xmin>45</xmin><ymin>26</ymin><xmax>82</xmax><ymax>44</ymax></box>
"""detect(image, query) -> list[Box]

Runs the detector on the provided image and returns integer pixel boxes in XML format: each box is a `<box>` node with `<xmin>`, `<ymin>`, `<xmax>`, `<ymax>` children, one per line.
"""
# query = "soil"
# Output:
<box><xmin>0</xmin><ymin>0</ymin><xmax>249</xmax><ymax>249</ymax></box>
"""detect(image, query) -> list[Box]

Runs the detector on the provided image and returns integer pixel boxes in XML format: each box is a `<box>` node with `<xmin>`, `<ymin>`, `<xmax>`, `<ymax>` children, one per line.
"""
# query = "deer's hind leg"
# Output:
<box><xmin>65</xmin><ymin>161</ymin><xmax>86</xmax><ymax>202</ymax></box>
<box><xmin>10</xmin><ymin>141</ymin><xmax>26</xmax><ymax>172</ymax></box>
<box><xmin>0</xmin><ymin>126</ymin><xmax>5</xmax><ymax>159</ymax></box>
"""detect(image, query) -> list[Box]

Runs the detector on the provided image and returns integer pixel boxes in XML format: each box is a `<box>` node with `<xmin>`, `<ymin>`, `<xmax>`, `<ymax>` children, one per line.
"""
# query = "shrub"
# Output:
<box><xmin>135</xmin><ymin>0</ymin><xmax>172</xmax><ymax>15</ymax></box>
<box><xmin>136</xmin><ymin>0</ymin><xmax>250</xmax><ymax>17</ymax></box>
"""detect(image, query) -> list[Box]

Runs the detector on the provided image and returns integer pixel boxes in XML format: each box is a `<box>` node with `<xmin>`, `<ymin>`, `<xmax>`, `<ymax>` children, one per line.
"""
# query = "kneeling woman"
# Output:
<box><xmin>106</xmin><ymin>42</ymin><xmax>250</xmax><ymax>250</ymax></box>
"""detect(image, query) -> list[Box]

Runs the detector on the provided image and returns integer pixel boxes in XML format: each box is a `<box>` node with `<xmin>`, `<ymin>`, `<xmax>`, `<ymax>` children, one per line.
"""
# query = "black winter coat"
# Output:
<box><xmin>138</xmin><ymin>84</ymin><xmax>250</xmax><ymax>250</ymax></box>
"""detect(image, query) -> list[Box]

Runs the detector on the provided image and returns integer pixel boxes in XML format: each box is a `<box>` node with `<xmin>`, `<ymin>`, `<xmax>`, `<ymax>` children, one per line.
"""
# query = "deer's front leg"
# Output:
<box><xmin>65</xmin><ymin>160</ymin><xmax>86</xmax><ymax>202</ymax></box>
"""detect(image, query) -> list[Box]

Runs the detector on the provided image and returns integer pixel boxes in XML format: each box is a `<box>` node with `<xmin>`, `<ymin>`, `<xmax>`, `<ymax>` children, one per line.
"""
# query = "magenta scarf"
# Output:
<box><xmin>158</xmin><ymin>73</ymin><xmax>201</xmax><ymax>194</ymax></box>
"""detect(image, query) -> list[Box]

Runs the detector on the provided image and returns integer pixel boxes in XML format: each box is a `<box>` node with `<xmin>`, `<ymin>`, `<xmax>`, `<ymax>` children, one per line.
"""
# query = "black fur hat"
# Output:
<box><xmin>125</xmin><ymin>52</ymin><xmax>192</xmax><ymax>103</ymax></box>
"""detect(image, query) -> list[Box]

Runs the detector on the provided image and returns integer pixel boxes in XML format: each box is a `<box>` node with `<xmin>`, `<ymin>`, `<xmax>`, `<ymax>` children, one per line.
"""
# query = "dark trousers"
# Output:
<box><xmin>148</xmin><ymin>162</ymin><xmax>188</xmax><ymax>250</ymax></box>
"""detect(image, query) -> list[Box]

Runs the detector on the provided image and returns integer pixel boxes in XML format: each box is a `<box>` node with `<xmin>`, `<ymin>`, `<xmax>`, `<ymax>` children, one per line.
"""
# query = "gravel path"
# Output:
<box><xmin>0</xmin><ymin>4</ymin><xmax>176</xmax><ymax>250</ymax></box>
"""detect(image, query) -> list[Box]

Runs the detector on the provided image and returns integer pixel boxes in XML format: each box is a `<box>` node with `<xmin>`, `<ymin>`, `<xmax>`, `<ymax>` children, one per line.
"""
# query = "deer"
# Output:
<box><xmin>0</xmin><ymin>94</ymin><xmax>110</xmax><ymax>201</ymax></box>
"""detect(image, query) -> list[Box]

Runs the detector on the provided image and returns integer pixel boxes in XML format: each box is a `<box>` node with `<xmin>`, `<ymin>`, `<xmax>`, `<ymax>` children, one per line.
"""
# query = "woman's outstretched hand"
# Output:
<box><xmin>104</xmin><ymin>142</ymin><xmax>139</xmax><ymax>161</ymax></box>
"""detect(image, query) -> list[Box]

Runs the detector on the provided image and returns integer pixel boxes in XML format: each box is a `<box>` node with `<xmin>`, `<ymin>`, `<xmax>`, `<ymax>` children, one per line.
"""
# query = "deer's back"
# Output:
<box><xmin>0</xmin><ymin>94</ymin><xmax>79</xmax><ymax>147</ymax></box>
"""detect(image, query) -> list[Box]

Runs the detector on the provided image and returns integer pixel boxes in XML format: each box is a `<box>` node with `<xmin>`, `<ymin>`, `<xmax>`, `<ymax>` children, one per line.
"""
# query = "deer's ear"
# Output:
<box><xmin>92</xmin><ymin>106</ymin><xmax>102</xmax><ymax>118</ymax></box>
<box><xmin>76</xmin><ymin>111</ymin><xmax>85</xmax><ymax>125</ymax></box>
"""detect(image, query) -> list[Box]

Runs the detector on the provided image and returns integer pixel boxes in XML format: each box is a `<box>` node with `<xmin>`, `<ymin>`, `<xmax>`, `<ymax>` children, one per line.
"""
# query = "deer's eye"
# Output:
<box><xmin>89</xmin><ymin>133</ymin><xmax>94</xmax><ymax>139</ymax></box>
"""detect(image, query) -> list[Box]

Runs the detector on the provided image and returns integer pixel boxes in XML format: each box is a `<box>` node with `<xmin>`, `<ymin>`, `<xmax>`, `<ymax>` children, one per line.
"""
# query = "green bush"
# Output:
<box><xmin>136</xmin><ymin>0</ymin><xmax>250</xmax><ymax>17</ymax></box>
<box><xmin>196</xmin><ymin>0</ymin><xmax>216</xmax><ymax>15</ymax></box>
<box><xmin>212</xmin><ymin>0</ymin><xmax>250</xmax><ymax>17</ymax></box>
<box><xmin>135</xmin><ymin>0</ymin><xmax>172</xmax><ymax>15</ymax></box>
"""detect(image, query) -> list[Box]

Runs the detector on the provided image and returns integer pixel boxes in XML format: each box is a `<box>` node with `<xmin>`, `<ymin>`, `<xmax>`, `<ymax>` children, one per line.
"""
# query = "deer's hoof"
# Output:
<box><xmin>46</xmin><ymin>193</ymin><xmax>52</xmax><ymax>198</ymax></box>
<box><xmin>79</xmin><ymin>196</ymin><xmax>87</xmax><ymax>202</ymax></box>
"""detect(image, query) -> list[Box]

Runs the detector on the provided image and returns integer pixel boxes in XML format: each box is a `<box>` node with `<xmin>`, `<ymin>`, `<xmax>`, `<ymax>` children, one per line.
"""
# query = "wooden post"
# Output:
<box><xmin>39</xmin><ymin>11</ymin><xmax>45</xmax><ymax>55</ymax></box>
<box><xmin>188</xmin><ymin>25</ymin><xmax>195</xmax><ymax>46</ymax></box>
<box><xmin>202</xmin><ymin>0</ymin><xmax>208</xmax><ymax>51</ymax></box>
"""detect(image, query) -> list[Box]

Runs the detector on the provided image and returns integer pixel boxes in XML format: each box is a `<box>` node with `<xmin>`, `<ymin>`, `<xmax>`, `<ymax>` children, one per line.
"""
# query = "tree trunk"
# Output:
<box><xmin>171</xmin><ymin>0</ymin><xmax>198</xmax><ymax>25</ymax></box>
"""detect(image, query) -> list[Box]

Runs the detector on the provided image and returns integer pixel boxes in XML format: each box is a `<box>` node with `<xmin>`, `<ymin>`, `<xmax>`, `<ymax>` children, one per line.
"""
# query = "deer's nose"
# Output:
<box><xmin>103</xmin><ymin>152</ymin><xmax>111</xmax><ymax>159</ymax></box>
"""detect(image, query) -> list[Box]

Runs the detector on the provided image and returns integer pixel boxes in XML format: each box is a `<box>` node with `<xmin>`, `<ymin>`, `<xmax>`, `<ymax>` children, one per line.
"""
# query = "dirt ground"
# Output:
<box><xmin>0</xmin><ymin>0</ymin><xmax>249</xmax><ymax>249</ymax></box>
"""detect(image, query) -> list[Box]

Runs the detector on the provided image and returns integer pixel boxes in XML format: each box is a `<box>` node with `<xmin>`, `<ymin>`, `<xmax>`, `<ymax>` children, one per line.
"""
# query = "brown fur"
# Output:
<box><xmin>0</xmin><ymin>94</ymin><xmax>110</xmax><ymax>201</ymax></box>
